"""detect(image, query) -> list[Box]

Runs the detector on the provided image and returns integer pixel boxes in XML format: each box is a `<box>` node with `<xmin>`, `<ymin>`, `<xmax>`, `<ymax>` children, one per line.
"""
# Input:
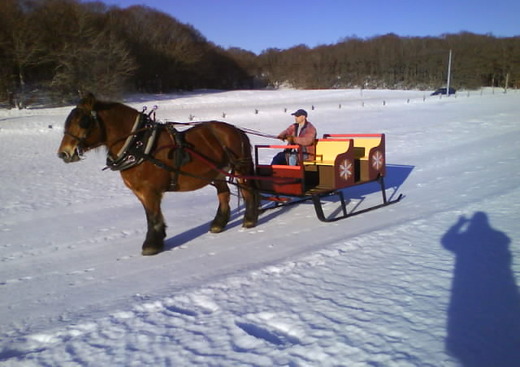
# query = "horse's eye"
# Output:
<box><xmin>79</xmin><ymin>116</ymin><xmax>91</xmax><ymax>129</ymax></box>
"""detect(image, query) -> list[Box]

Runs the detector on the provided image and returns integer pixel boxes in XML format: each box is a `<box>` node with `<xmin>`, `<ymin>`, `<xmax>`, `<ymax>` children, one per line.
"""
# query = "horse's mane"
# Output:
<box><xmin>78</xmin><ymin>93</ymin><xmax>134</xmax><ymax>114</ymax></box>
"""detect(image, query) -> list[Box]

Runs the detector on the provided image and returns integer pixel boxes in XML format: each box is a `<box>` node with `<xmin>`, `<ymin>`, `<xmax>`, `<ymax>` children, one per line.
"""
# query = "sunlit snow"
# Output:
<box><xmin>1</xmin><ymin>88</ymin><xmax>519</xmax><ymax>366</ymax></box>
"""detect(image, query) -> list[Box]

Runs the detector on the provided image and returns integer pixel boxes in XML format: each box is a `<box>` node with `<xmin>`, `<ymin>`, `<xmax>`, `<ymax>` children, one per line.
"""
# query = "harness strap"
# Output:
<box><xmin>104</xmin><ymin>118</ymin><xmax>301</xmax><ymax>188</ymax></box>
<box><xmin>128</xmin><ymin>141</ymin><xmax>300</xmax><ymax>190</ymax></box>
<box><xmin>165</xmin><ymin>123</ymin><xmax>191</xmax><ymax>191</ymax></box>
<box><xmin>113</xmin><ymin>114</ymin><xmax>141</xmax><ymax>160</ymax></box>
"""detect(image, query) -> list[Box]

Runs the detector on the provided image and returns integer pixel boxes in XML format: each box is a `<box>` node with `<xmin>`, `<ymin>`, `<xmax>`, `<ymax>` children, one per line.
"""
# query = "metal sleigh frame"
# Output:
<box><xmin>310</xmin><ymin>175</ymin><xmax>404</xmax><ymax>222</ymax></box>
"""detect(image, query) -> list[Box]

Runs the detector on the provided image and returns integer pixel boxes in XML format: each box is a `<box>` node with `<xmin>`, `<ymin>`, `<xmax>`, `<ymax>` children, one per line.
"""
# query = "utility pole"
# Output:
<box><xmin>447</xmin><ymin>49</ymin><xmax>452</xmax><ymax>96</ymax></box>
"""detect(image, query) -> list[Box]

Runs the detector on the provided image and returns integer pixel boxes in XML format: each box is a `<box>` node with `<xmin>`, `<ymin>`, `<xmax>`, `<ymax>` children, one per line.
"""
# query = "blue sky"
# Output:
<box><xmin>101</xmin><ymin>0</ymin><xmax>519</xmax><ymax>54</ymax></box>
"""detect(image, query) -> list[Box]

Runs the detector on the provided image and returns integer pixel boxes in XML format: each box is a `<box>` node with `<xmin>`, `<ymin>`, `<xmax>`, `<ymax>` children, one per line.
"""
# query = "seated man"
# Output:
<box><xmin>271</xmin><ymin>109</ymin><xmax>317</xmax><ymax>165</ymax></box>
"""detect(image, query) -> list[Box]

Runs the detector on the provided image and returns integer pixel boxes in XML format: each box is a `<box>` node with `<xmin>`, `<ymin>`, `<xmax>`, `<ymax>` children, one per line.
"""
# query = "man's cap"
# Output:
<box><xmin>291</xmin><ymin>109</ymin><xmax>307</xmax><ymax>117</ymax></box>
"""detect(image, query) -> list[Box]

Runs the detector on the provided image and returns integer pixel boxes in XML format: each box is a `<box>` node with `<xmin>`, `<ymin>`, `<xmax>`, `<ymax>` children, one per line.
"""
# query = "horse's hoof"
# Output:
<box><xmin>210</xmin><ymin>226</ymin><xmax>224</xmax><ymax>233</ymax></box>
<box><xmin>141</xmin><ymin>246</ymin><xmax>163</xmax><ymax>256</ymax></box>
<box><xmin>242</xmin><ymin>220</ymin><xmax>257</xmax><ymax>229</ymax></box>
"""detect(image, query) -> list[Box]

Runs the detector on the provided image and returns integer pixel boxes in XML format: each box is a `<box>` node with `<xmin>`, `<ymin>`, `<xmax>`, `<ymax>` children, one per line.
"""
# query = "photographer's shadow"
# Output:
<box><xmin>442</xmin><ymin>212</ymin><xmax>520</xmax><ymax>367</ymax></box>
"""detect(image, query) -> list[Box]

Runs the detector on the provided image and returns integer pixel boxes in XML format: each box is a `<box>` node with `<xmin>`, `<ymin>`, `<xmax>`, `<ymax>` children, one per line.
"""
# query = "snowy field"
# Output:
<box><xmin>1</xmin><ymin>88</ymin><xmax>519</xmax><ymax>366</ymax></box>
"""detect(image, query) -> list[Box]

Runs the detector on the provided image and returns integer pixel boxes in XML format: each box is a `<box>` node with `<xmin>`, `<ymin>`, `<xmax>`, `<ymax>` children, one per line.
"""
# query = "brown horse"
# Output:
<box><xmin>57</xmin><ymin>94</ymin><xmax>258</xmax><ymax>255</ymax></box>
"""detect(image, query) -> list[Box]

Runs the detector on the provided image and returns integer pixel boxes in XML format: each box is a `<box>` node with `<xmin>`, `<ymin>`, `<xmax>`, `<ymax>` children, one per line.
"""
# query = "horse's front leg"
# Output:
<box><xmin>210</xmin><ymin>180</ymin><xmax>231</xmax><ymax>233</ymax></box>
<box><xmin>137</xmin><ymin>190</ymin><xmax>167</xmax><ymax>256</ymax></box>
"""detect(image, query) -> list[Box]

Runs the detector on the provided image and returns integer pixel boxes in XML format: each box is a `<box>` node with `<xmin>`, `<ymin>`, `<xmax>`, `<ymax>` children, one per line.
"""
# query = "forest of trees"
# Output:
<box><xmin>1</xmin><ymin>0</ymin><xmax>519</xmax><ymax>108</ymax></box>
<box><xmin>257</xmin><ymin>33</ymin><xmax>519</xmax><ymax>91</ymax></box>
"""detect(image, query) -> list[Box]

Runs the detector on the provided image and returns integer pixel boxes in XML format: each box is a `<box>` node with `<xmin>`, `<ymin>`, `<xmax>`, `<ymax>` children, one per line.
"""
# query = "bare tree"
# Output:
<box><xmin>52</xmin><ymin>27</ymin><xmax>136</xmax><ymax>98</ymax></box>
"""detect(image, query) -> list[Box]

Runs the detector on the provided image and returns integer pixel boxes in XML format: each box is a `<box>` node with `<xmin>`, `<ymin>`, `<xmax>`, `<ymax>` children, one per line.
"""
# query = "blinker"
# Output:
<box><xmin>79</xmin><ymin>115</ymin><xmax>91</xmax><ymax>129</ymax></box>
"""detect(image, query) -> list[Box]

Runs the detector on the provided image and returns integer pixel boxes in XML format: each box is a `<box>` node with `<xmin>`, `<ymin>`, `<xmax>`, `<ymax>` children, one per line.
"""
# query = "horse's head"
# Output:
<box><xmin>57</xmin><ymin>93</ymin><xmax>103</xmax><ymax>163</ymax></box>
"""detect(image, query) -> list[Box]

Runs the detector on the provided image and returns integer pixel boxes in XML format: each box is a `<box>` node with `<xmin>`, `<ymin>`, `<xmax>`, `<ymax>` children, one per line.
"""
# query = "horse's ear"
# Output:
<box><xmin>78</xmin><ymin>93</ymin><xmax>96</xmax><ymax>111</ymax></box>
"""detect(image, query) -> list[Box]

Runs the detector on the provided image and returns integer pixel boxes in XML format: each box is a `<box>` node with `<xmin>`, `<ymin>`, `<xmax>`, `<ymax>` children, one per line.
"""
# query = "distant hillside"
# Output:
<box><xmin>1</xmin><ymin>0</ymin><xmax>518</xmax><ymax>108</ymax></box>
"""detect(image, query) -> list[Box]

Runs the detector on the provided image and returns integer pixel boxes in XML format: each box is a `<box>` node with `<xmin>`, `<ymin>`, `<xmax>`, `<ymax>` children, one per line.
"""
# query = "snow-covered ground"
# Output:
<box><xmin>1</xmin><ymin>89</ymin><xmax>519</xmax><ymax>366</ymax></box>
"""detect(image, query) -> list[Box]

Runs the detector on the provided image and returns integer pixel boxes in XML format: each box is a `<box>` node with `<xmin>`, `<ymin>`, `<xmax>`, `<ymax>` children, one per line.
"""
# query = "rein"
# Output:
<box><xmin>235</xmin><ymin>127</ymin><xmax>279</xmax><ymax>140</ymax></box>
<box><xmin>164</xmin><ymin>121</ymin><xmax>280</xmax><ymax>140</ymax></box>
<box><xmin>173</xmin><ymin>145</ymin><xmax>297</xmax><ymax>184</ymax></box>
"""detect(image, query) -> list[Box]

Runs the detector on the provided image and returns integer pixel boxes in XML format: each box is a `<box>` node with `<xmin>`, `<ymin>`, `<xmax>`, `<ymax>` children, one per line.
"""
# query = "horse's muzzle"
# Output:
<box><xmin>57</xmin><ymin>150</ymin><xmax>81</xmax><ymax>163</ymax></box>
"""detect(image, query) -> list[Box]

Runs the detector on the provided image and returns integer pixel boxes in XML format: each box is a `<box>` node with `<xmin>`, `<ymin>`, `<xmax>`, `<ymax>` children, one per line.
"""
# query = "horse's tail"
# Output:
<box><xmin>215</xmin><ymin>122</ymin><xmax>259</xmax><ymax>195</ymax></box>
<box><xmin>233</xmin><ymin>127</ymin><xmax>260</xmax><ymax>218</ymax></box>
<box><xmin>207</xmin><ymin>121</ymin><xmax>255</xmax><ymax>176</ymax></box>
<box><xmin>236</xmin><ymin>128</ymin><xmax>255</xmax><ymax>174</ymax></box>
<box><xmin>209</xmin><ymin>121</ymin><xmax>259</xmax><ymax>221</ymax></box>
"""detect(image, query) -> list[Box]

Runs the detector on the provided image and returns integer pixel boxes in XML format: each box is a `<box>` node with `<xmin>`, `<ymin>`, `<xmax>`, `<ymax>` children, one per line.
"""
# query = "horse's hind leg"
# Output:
<box><xmin>210</xmin><ymin>179</ymin><xmax>231</xmax><ymax>233</ymax></box>
<box><xmin>233</xmin><ymin>153</ymin><xmax>258</xmax><ymax>228</ymax></box>
<box><xmin>239</xmin><ymin>180</ymin><xmax>259</xmax><ymax>228</ymax></box>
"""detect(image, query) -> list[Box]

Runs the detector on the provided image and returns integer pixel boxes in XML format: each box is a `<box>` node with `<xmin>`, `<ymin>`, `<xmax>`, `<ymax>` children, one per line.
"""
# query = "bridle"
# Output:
<box><xmin>64</xmin><ymin>109</ymin><xmax>100</xmax><ymax>157</ymax></box>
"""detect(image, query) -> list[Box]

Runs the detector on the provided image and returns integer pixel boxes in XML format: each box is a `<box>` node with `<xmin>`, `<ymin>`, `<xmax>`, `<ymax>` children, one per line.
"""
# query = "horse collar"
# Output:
<box><xmin>104</xmin><ymin>113</ymin><xmax>159</xmax><ymax>171</ymax></box>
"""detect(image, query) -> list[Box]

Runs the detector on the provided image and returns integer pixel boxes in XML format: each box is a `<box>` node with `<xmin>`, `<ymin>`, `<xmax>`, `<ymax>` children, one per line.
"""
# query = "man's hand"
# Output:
<box><xmin>286</xmin><ymin>136</ymin><xmax>295</xmax><ymax>144</ymax></box>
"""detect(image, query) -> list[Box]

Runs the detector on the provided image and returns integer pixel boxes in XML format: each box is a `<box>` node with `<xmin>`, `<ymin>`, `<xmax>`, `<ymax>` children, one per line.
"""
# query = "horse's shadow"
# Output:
<box><xmin>164</xmin><ymin>196</ymin><xmax>303</xmax><ymax>251</ymax></box>
<box><xmin>163</xmin><ymin>205</ymin><xmax>264</xmax><ymax>251</ymax></box>
<box><xmin>442</xmin><ymin>212</ymin><xmax>520</xmax><ymax>367</ymax></box>
<box><xmin>164</xmin><ymin>164</ymin><xmax>414</xmax><ymax>249</ymax></box>
<box><xmin>164</xmin><ymin>221</ymin><xmax>211</xmax><ymax>251</ymax></box>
